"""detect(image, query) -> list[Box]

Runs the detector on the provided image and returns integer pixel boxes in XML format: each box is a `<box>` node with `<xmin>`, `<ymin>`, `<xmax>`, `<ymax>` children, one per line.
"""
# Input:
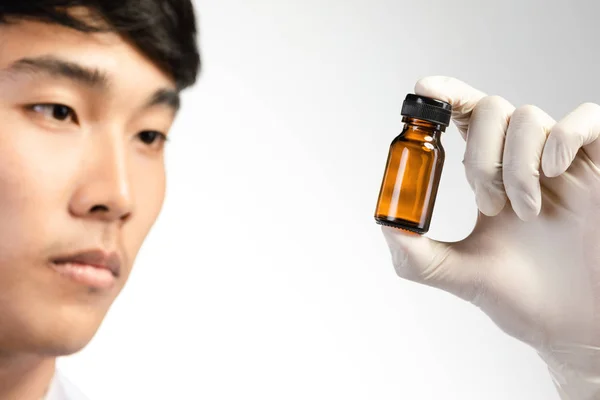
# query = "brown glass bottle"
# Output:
<box><xmin>374</xmin><ymin>94</ymin><xmax>452</xmax><ymax>234</ymax></box>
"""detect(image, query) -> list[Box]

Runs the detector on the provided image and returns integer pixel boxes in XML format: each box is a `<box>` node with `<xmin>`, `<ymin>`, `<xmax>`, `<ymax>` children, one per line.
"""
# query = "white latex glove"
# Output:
<box><xmin>382</xmin><ymin>76</ymin><xmax>600</xmax><ymax>399</ymax></box>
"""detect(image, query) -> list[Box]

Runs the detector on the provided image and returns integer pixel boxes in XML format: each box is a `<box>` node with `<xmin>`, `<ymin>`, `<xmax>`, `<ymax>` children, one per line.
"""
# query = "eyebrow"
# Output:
<box><xmin>4</xmin><ymin>55</ymin><xmax>180</xmax><ymax>113</ymax></box>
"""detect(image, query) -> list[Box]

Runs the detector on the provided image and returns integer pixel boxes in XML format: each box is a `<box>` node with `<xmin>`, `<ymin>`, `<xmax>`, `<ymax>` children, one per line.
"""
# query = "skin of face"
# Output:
<box><xmin>0</xmin><ymin>18</ymin><xmax>178</xmax><ymax>357</ymax></box>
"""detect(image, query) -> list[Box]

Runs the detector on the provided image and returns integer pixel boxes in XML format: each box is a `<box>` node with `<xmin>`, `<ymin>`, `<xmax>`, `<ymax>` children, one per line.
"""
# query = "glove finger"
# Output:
<box><xmin>381</xmin><ymin>226</ymin><xmax>483</xmax><ymax>303</ymax></box>
<box><xmin>414</xmin><ymin>76</ymin><xmax>487</xmax><ymax>139</ymax></box>
<box><xmin>503</xmin><ymin>105</ymin><xmax>556</xmax><ymax>221</ymax></box>
<box><xmin>542</xmin><ymin>102</ymin><xmax>600</xmax><ymax>177</ymax></box>
<box><xmin>463</xmin><ymin>95</ymin><xmax>516</xmax><ymax>216</ymax></box>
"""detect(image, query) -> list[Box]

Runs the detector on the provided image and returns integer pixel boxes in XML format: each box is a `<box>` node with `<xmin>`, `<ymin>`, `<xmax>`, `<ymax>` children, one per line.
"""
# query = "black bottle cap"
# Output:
<box><xmin>401</xmin><ymin>94</ymin><xmax>452</xmax><ymax>127</ymax></box>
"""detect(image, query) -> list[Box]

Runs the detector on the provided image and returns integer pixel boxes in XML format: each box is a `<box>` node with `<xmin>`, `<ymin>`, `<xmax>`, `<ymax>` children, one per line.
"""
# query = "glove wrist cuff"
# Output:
<box><xmin>541</xmin><ymin>352</ymin><xmax>600</xmax><ymax>400</ymax></box>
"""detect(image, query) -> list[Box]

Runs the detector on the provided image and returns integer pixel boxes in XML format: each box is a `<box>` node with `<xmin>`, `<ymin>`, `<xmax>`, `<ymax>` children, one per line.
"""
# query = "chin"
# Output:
<box><xmin>42</xmin><ymin>311</ymin><xmax>107</xmax><ymax>356</ymax></box>
<box><xmin>34</xmin><ymin>326</ymin><xmax>103</xmax><ymax>358</ymax></box>
<box><xmin>4</xmin><ymin>305</ymin><xmax>109</xmax><ymax>357</ymax></box>
<box><xmin>37</xmin><ymin>336</ymin><xmax>94</xmax><ymax>358</ymax></box>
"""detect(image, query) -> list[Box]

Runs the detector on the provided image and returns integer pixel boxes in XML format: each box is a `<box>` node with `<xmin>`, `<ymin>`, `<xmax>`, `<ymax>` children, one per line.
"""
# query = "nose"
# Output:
<box><xmin>69</xmin><ymin>136</ymin><xmax>133</xmax><ymax>223</ymax></box>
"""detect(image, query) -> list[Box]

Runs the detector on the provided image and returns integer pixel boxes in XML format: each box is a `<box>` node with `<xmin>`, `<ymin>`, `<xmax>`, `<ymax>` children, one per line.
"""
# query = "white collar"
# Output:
<box><xmin>44</xmin><ymin>370</ymin><xmax>88</xmax><ymax>400</ymax></box>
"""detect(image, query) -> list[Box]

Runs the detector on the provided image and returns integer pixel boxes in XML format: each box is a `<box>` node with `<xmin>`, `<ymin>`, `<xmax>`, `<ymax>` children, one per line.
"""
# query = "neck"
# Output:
<box><xmin>0</xmin><ymin>353</ymin><xmax>56</xmax><ymax>400</ymax></box>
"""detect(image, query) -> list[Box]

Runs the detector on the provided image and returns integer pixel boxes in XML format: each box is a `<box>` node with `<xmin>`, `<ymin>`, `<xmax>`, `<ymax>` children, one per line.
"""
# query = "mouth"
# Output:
<box><xmin>49</xmin><ymin>249</ymin><xmax>122</xmax><ymax>290</ymax></box>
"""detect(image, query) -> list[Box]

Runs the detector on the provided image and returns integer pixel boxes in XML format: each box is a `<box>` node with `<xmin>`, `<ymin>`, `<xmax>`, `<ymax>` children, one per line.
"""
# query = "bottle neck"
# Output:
<box><xmin>402</xmin><ymin>117</ymin><xmax>446</xmax><ymax>131</ymax></box>
<box><xmin>402</xmin><ymin>117</ymin><xmax>445</xmax><ymax>141</ymax></box>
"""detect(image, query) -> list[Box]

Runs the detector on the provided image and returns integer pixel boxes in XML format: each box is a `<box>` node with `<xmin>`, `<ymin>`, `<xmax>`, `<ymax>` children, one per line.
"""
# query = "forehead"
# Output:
<box><xmin>0</xmin><ymin>19</ymin><xmax>175</xmax><ymax>91</ymax></box>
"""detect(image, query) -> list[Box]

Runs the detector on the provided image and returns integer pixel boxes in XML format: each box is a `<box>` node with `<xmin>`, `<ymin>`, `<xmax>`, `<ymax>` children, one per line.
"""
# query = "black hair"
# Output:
<box><xmin>0</xmin><ymin>1</ymin><xmax>201</xmax><ymax>90</ymax></box>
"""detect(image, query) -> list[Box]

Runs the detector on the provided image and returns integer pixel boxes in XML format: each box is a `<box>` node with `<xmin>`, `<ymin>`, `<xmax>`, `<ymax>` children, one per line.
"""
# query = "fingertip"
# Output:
<box><xmin>380</xmin><ymin>226</ymin><xmax>421</xmax><ymax>278</ymax></box>
<box><xmin>509</xmin><ymin>186</ymin><xmax>542</xmax><ymax>222</ymax></box>
<box><xmin>475</xmin><ymin>185</ymin><xmax>507</xmax><ymax>217</ymax></box>
<box><xmin>516</xmin><ymin>207</ymin><xmax>541</xmax><ymax>222</ymax></box>
<box><xmin>380</xmin><ymin>225</ymin><xmax>396</xmax><ymax>241</ymax></box>
<box><xmin>478</xmin><ymin>202</ymin><xmax>505</xmax><ymax>218</ymax></box>
<box><xmin>381</xmin><ymin>225</ymin><xmax>423</xmax><ymax>257</ymax></box>
<box><xmin>414</xmin><ymin>76</ymin><xmax>452</xmax><ymax>97</ymax></box>
<box><xmin>515</xmin><ymin>203</ymin><xmax>540</xmax><ymax>222</ymax></box>
<box><xmin>414</xmin><ymin>76</ymin><xmax>469</xmax><ymax>107</ymax></box>
<box><xmin>541</xmin><ymin>156</ymin><xmax>562</xmax><ymax>178</ymax></box>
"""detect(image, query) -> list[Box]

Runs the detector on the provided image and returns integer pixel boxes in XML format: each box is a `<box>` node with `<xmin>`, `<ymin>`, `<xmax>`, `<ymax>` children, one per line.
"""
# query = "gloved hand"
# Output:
<box><xmin>382</xmin><ymin>76</ymin><xmax>600</xmax><ymax>400</ymax></box>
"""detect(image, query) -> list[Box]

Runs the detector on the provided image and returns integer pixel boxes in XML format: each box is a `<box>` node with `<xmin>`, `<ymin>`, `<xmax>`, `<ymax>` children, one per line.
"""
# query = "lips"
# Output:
<box><xmin>51</xmin><ymin>249</ymin><xmax>122</xmax><ymax>277</ymax></box>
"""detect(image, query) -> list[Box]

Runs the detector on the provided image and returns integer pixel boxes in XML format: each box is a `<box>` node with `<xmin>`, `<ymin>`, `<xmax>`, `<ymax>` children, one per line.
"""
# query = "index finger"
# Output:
<box><xmin>415</xmin><ymin>76</ymin><xmax>488</xmax><ymax>138</ymax></box>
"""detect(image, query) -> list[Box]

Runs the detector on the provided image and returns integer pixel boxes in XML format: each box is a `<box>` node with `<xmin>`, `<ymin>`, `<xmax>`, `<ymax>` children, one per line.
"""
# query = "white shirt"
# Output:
<box><xmin>44</xmin><ymin>370</ymin><xmax>89</xmax><ymax>400</ymax></box>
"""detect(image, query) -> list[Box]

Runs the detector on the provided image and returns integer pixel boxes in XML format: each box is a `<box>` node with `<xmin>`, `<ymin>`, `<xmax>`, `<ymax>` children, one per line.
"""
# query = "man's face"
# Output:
<box><xmin>0</xmin><ymin>19</ymin><xmax>177</xmax><ymax>356</ymax></box>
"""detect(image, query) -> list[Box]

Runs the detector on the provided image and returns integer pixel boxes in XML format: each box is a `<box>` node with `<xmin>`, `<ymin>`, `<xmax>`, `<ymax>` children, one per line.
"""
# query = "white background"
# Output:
<box><xmin>59</xmin><ymin>0</ymin><xmax>600</xmax><ymax>399</ymax></box>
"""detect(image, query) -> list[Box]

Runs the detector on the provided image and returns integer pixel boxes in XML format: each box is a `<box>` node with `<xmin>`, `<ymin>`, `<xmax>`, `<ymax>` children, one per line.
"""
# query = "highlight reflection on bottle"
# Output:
<box><xmin>375</xmin><ymin>94</ymin><xmax>452</xmax><ymax>235</ymax></box>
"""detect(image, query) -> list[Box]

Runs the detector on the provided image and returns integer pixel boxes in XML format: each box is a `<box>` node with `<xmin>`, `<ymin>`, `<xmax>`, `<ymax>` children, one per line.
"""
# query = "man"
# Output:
<box><xmin>0</xmin><ymin>2</ymin><xmax>200</xmax><ymax>399</ymax></box>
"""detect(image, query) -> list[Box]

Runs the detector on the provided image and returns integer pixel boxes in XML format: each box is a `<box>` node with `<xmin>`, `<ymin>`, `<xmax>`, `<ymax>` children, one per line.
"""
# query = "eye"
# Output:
<box><xmin>28</xmin><ymin>104</ymin><xmax>78</xmax><ymax>123</ymax></box>
<box><xmin>137</xmin><ymin>130</ymin><xmax>168</xmax><ymax>147</ymax></box>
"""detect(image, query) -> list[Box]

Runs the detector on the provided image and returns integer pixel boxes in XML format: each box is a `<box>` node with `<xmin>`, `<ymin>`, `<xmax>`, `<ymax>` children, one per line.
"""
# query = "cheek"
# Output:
<box><xmin>0</xmin><ymin>116</ymin><xmax>75</xmax><ymax>262</ymax></box>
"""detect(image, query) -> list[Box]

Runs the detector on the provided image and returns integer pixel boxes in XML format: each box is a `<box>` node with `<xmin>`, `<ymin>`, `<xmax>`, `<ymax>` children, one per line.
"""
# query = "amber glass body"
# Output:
<box><xmin>374</xmin><ymin>117</ymin><xmax>445</xmax><ymax>234</ymax></box>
